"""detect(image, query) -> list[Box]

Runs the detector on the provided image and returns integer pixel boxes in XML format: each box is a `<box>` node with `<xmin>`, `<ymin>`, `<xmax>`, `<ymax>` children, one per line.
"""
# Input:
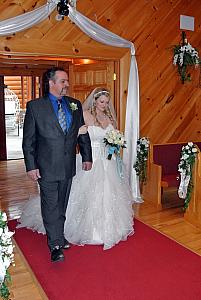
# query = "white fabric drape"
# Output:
<box><xmin>0</xmin><ymin>1</ymin><xmax>141</xmax><ymax>201</ymax></box>
<box><xmin>68</xmin><ymin>6</ymin><xmax>134</xmax><ymax>54</ymax></box>
<box><xmin>0</xmin><ymin>2</ymin><xmax>56</xmax><ymax>36</ymax></box>
<box><xmin>178</xmin><ymin>170</ymin><xmax>191</xmax><ymax>199</ymax></box>
<box><xmin>123</xmin><ymin>56</ymin><xmax>142</xmax><ymax>201</ymax></box>
<box><xmin>68</xmin><ymin>6</ymin><xmax>142</xmax><ymax>201</ymax></box>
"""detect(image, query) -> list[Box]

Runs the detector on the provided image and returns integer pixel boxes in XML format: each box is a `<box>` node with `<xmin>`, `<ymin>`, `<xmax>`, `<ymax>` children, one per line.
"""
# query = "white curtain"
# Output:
<box><xmin>123</xmin><ymin>56</ymin><xmax>142</xmax><ymax>201</ymax></box>
<box><xmin>0</xmin><ymin>1</ymin><xmax>141</xmax><ymax>201</ymax></box>
<box><xmin>68</xmin><ymin>6</ymin><xmax>142</xmax><ymax>201</ymax></box>
<box><xmin>0</xmin><ymin>2</ymin><xmax>56</xmax><ymax>36</ymax></box>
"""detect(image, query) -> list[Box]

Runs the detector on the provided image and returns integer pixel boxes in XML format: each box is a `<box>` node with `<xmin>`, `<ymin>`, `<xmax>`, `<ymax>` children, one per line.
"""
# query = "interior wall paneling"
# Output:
<box><xmin>70</xmin><ymin>61</ymin><xmax>116</xmax><ymax>104</ymax></box>
<box><xmin>119</xmin><ymin>52</ymin><xmax>130</xmax><ymax>132</ymax></box>
<box><xmin>1</xmin><ymin>0</ymin><xmax>201</xmax><ymax>143</ymax></box>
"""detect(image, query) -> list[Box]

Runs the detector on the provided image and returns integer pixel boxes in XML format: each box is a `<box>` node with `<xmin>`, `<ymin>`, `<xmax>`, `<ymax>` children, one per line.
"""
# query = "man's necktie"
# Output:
<box><xmin>57</xmin><ymin>99</ymin><xmax>67</xmax><ymax>133</ymax></box>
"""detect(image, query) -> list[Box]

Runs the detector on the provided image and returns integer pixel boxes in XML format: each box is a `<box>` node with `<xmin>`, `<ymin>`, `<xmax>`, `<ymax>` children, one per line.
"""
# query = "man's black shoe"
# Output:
<box><xmin>62</xmin><ymin>239</ymin><xmax>71</xmax><ymax>250</ymax></box>
<box><xmin>51</xmin><ymin>247</ymin><xmax>64</xmax><ymax>262</ymax></box>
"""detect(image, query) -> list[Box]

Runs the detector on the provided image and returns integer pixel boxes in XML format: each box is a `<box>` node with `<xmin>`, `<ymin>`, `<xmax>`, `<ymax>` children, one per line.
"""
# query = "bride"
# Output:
<box><xmin>18</xmin><ymin>87</ymin><xmax>135</xmax><ymax>250</ymax></box>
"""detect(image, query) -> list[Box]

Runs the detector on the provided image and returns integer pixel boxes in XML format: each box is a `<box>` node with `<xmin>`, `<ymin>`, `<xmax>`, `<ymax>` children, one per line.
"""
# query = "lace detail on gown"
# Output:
<box><xmin>17</xmin><ymin>124</ymin><xmax>134</xmax><ymax>250</ymax></box>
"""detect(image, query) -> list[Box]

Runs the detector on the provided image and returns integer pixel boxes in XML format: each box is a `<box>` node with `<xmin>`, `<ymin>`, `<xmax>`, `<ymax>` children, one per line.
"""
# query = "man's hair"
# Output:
<box><xmin>42</xmin><ymin>67</ymin><xmax>66</xmax><ymax>96</ymax></box>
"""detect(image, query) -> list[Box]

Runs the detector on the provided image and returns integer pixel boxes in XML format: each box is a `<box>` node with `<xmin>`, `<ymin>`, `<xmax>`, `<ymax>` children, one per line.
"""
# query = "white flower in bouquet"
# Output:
<box><xmin>1</xmin><ymin>214</ymin><xmax>7</xmax><ymax>222</ymax></box>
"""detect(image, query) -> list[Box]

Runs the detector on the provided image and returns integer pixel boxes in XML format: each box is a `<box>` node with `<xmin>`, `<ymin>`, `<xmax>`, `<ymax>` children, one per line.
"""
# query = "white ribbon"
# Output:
<box><xmin>0</xmin><ymin>252</ymin><xmax>6</xmax><ymax>284</ymax></box>
<box><xmin>178</xmin><ymin>168</ymin><xmax>191</xmax><ymax>199</ymax></box>
<box><xmin>0</xmin><ymin>2</ymin><xmax>57</xmax><ymax>36</ymax></box>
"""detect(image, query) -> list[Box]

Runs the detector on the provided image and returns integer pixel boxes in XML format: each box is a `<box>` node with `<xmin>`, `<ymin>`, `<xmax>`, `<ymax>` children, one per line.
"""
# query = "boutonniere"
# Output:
<box><xmin>69</xmin><ymin>102</ymin><xmax>78</xmax><ymax>111</ymax></box>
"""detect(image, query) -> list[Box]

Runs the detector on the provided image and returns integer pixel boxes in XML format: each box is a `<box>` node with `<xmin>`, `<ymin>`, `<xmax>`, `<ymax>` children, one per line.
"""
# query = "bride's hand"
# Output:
<box><xmin>78</xmin><ymin>125</ymin><xmax>88</xmax><ymax>135</ymax></box>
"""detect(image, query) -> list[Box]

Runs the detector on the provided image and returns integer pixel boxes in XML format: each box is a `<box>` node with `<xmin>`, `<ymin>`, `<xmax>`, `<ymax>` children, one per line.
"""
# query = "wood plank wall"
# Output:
<box><xmin>0</xmin><ymin>0</ymin><xmax>201</xmax><ymax>143</ymax></box>
<box><xmin>131</xmin><ymin>0</ymin><xmax>201</xmax><ymax>143</ymax></box>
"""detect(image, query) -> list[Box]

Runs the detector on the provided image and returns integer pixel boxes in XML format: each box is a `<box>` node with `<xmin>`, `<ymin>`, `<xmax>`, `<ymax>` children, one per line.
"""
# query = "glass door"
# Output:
<box><xmin>4</xmin><ymin>76</ymin><xmax>40</xmax><ymax>159</ymax></box>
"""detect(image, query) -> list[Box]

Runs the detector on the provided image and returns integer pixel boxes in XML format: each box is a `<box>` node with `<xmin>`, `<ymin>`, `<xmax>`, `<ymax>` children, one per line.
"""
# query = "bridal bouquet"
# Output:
<box><xmin>0</xmin><ymin>211</ymin><xmax>15</xmax><ymax>300</ymax></box>
<box><xmin>103</xmin><ymin>129</ymin><xmax>126</xmax><ymax>160</ymax></box>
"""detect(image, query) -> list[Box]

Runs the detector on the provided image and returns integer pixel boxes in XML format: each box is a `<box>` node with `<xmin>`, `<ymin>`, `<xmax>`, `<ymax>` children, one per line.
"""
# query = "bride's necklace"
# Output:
<box><xmin>96</xmin><ymin>113</ymin><xmax>107</xmax><ymax>122</ymax></box>
<box><xmin>94</xmin><ymin>110</ymin><xmax>111</xmax><ymax>128</ymax></box>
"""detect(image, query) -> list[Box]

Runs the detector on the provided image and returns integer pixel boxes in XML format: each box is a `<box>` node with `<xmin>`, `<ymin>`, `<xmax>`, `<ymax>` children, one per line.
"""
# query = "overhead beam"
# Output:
<box><xmin>0</xmin><ymin>38</ymin><xmax>127</xmax><ymax>60</ymax></box>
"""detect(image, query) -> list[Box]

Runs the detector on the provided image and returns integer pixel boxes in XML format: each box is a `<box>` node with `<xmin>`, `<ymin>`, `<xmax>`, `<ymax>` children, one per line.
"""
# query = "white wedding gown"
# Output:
<box><xmin>17</xmin><ymin>125</ymin><xmax>134</xmax><ymax>250</ymax></box>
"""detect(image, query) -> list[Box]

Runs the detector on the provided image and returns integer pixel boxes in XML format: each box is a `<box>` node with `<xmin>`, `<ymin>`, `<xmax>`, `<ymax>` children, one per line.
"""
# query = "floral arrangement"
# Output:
<box><xmin>178</xmin><ymin>142</ymin><xmax>198</xmax><ymax>210</ymax></box>
<box><xmin>134</xmin><ymin>137</ymin><xmax>150</xmax><ymax>184</ymax></box>
<box><xmin>103</xmin><ymin>129</ymin><xmax>126</xmax><ymax>160</ymax></box>
<box><xmin>173</xmin><ymin>31</ymin><xmax>200</xmax><ymax>83</ymax></box>
<box><xmin>0</xmin><ymin>212</ymin><xmax>14</xmax><ymax>300</ymax></box>
<box><xmin>50</xmin><ymin>0</ymin><xmax>77</xmax><ymax>9</ymax></box>
<box><xmin>69</xmin><ymin>102</ymin><xmax>78</xmax><ymax>111</ymax></box>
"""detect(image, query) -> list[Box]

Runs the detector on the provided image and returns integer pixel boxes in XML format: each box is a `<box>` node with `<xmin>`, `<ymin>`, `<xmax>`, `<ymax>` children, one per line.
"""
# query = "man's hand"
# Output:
<box><xmin>27</xmin><ymin>169</ymin><xmax>41</xmax><ymax>181</ymax></box>
<box><xmin>82</xmin><ymin>162</ymin><xmax>92</xmax><ymax>171</ymax></box>
<box><xmin>78</xmin><ymin>125</ymin><xmax>88</xmax><ymax>135</ymax></box>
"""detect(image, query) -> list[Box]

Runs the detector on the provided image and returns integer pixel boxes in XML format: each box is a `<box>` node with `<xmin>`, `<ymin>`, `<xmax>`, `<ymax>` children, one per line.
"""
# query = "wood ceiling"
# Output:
<box><xmin>0</xmin><ymin>0</ymin><xmax>201</xmax><ymax>143</ymax></box>
<box><xmin>0</xmin><ymin>0</ymin><xmax>130</xmax><ymax>59</ymax></box>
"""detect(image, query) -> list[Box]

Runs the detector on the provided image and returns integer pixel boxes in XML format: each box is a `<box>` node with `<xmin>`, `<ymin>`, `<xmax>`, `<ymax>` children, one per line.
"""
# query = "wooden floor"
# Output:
<box><xmin>0</xmin><ymin>160</ymin><xmax>47</xmax><ymax>300</ymax></box>
<box><xmin>0</xmin><ymin>160</ymin><xmax>201</xmax><ymax>299</ymax></box>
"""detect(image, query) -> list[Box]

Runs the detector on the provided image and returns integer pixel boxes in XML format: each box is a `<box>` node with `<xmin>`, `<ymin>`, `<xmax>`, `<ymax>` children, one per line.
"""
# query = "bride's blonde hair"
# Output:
<box><xmin>90</xmin><ymin>88</ymin><xmax>116</xmax><ymax>128</ymax></box>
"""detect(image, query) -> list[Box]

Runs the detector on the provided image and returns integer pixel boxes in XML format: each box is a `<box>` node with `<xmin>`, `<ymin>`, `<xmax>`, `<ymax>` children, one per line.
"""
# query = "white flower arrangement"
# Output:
<box><xmin>134</xmin><ymin>137</ymin><xmax>150</xmax><ymax>184</ymax></box>
<box><xmin>173</xmin><ymin>43</ymin><xmax>199</xmax><ymax>66</ymax></box>
<box><xmin>178</xmin><ymin>142</ymin><xmax>198</xmax><ymax>210</ymax></box>
<box><xmin>103</xmin><ymin>129</ymin><xmax>126</xmax><ymax>160</ymax></box>
<box><xmin>69</xmin><ymin>102</ymin><xmax>78</xmax><ymax>111</ymax></box>
<box><xmin>173</xmin><ymin>32</ymin><xmax>200</xmax><ymax>83</ymax></box>
<box><xmin>0</xmin><ymin>212</ymin><xmax>15</xmax><ymax>300</ymax></box>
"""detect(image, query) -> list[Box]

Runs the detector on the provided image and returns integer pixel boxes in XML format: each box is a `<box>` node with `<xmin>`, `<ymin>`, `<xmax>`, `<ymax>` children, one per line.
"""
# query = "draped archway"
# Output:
<box><xmin>0</xmin><ymin>1</ymin><xmax>141</xmax><ymax>201</ymax></box>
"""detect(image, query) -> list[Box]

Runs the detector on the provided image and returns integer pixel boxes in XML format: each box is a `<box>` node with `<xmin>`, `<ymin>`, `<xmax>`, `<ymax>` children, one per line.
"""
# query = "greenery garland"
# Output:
<box><xmin>134</xmin><ymin>137</ymin><xmax>150</xmax><ymax>184</ymax></box>
<box><xmin>178</xmin><ymin>142</ymin><xmax>198</xmax><ymax>210</ymax></box>
<box><xmin>0</xmin><ymin>211</ymin><xmax>14</xmax><ymax>300</ymax></box>
<box><xmin>173</xmin><ymin>31</ymin><xmax>200</xmax><ymax>83</ymax></box>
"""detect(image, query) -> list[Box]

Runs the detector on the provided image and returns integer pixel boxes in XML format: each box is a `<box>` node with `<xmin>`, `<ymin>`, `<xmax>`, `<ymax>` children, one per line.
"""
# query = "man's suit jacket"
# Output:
<box><xmin>22</xmin><ymin>96</ymin><xmax>92</xmax><ymax>181</ymax></box>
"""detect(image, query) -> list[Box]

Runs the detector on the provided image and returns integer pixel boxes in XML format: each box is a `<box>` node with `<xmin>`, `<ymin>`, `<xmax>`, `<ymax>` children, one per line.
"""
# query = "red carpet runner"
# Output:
<box><xmin>9</xmin><ymin>220</ymin><xmax>201</xmax><ymax>300</ymax></box>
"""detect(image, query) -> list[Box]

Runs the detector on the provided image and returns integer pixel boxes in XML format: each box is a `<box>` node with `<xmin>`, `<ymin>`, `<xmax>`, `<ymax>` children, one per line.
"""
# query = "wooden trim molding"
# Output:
<box><xmin>0</xmin><ymin>38</ymin><xmax>127</xmax><ymax>60</ymax></box>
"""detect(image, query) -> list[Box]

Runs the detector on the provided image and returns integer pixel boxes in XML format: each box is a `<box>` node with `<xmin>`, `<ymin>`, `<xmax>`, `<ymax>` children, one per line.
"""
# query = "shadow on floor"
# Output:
<box><xmin>162</xmin><ymin>187</ymin><xmax>184</xmax><ymax>209</ymax></box>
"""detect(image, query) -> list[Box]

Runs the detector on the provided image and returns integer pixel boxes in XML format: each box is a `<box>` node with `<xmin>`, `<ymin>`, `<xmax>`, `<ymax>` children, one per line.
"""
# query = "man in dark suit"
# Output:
<box><xmin>22</xmin><ymin>67</ymin><xmax>92</xmax><ymax>262</ymax></box>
